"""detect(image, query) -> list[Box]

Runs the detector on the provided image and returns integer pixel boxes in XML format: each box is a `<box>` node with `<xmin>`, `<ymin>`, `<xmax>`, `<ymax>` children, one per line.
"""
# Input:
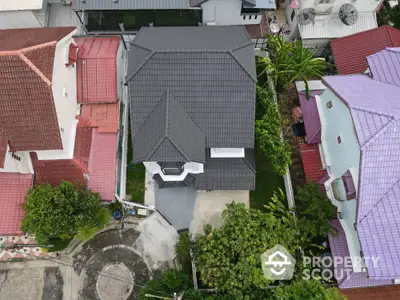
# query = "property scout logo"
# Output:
<box><xmin>261</xmin><ymin>244</ymin><xmax>295</xmax><ymax>280</ymax></box>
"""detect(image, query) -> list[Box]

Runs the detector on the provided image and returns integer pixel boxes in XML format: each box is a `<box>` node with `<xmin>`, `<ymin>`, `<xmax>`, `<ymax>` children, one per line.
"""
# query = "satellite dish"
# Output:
<box><xmin>297</xmin><ymin>8</ymin><xmax>316</xmax><ymax>25</ymax></box>
<box><xmin>339</xmin><ymin>3</ymin><xmax>358</xmax><ymax>26</ymax></box>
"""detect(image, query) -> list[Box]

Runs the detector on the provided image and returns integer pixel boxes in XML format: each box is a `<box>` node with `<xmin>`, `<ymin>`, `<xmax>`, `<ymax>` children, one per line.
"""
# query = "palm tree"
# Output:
<box><xmin>257</xmin><ymin>35</ymin><xmax>329</xmax><ymax>99</ymax></box>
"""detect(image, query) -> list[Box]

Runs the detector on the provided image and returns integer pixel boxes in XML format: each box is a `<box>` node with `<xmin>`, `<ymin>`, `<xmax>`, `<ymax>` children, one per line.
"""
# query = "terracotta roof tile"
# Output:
<box><xmin>87</xmin><ymin>129</ymin><xmax>118</xmax><ymax>201</ymax></box>
<box><xmin>0</xmin><ymin>27</ymin><xmax>75</xmax><ymax>51</ymax></box>
<box><xmin>0</xmin><ymin>54</ymin><xmax>62</xmax><ymax>151</ymax></box>
<box><xmin>80</xmin><ymin>102</ymin><xmax>119</xmax><ymax>132</ymax></box>
<box><xmin>0</xmin><ymin>173</ymin><xmax>32</xmax><ymax>235</ymax></box>
<box><xmin>0</xmin><ymin>130</ymin><xmax>7</xmax><ymax>168</ymax></box>
<box><xmin>342</xmin><ymin>285</ymin><xmax>400</xmax><ymax>300</ymax></box>
<box><xmin>331</xmin><ymin>26</ymin><xmax>400</xmax><ymax>75</ymax></box>
<box><xmin>299</xmin><ymin>143</ymin><xmax>327</xmax><ymax>183</ymax></box>
<box><xmin>76</xmin><ymin>37</ymin><xmax>120</xmax><ymax>103</ymax></box>
<box><xmin>73</xmin><ymin>125</ymin><xmax>93</xmax><ymax>169</ymax></box>
<box><xmin>21</xmin><ymin>42</ymin><xmax>57</xmax><ymax>82</ymax></box>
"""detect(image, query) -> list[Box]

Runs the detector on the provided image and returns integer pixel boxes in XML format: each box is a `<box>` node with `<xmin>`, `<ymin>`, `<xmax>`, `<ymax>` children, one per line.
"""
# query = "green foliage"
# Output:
<box><xmin>273</xmin><ymin>280</ymin><xmax>347</xmax><ymax>300</ymax></box>
<box><xmin>175</xmin><ymin>231</ymin><xmax>193</xmax><ymax>277</ymax></box>
<box><xmin>255</xmin><ymin>86</ymin><xmax>291</xmax><ymax>176</ymax></box>
<box><xmin>193</xmin><ymin>202</ymin><xmax>298</xmax><ymax>299</ymax></box>
<box><xmin>378</xmin><ymin>1</ymin><xmax>400</xmax><ymax>29</ymax></box>
<box><xmin>266</xmin><ymin>183</ymin><xmax>336</xmax><ymax>254</ymax></box>
<box><xmin>258</xmin><ymin>35</ymin><xmax>329</xmax><ymax>98</ymax></box>
<box><xmin>138</xmin><ymin>269</ymin><xmax>190</xmax><ymax>300</ymax></box>
<box><xmin>21</xmin><ymin>182</ymin><xmax>110</xmax><ymax>244</ymax></box>
<box><xmin>76</xmin><ymin>225</ymin><xmax>98</xmax><ymax>241</ymax></box>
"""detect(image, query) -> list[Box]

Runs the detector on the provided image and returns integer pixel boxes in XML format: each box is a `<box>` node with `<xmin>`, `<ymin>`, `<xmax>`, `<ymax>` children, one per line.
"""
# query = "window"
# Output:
<box><xmin>326</xmin><ymin>101</ymin><xmax>333</xmax><ymax>109</ymax></box>
<box><xmin>12</xmin><ymin>153</ymin><xmax>21</xmax><ymax>161</ymax></box>
<box><xmin>63</xmin><ymin>87</ymin><xmax>68</xmax><ymax>99</ymax></box>
<box><xmin>60</xmin><ymin>127</ymin><xmax>65</xmax><ymax>134</ymax></box>
<box><xmin>337</xmin><ymin>136</ymin><xmax>342</xmax><ymax>144</ymax></box>
<box><xmin>254</xmin><ymin>15</ymin><xmax>258</xmax><ymax>19</ymax></box>
<box><xmin>243</xmin><ymin>15</ymin><xmax>246</xmax><ymax>20</ymax></box>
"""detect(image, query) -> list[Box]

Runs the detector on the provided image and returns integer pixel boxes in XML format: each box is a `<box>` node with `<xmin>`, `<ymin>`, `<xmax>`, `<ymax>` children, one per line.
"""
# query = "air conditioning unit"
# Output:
<box><xmin>61</xmin><ymin>0</ymin><xmax>72</xmax><ymax>5</ymax></box>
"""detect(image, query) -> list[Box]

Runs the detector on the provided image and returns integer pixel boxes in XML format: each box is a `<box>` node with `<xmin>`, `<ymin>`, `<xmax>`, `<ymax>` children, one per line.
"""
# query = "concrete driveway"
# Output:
<box><xmin>0</xmin><ymin>212</ymin><xmax>178</xmax><ymax>300</ymax></box>
<box><xmin>190</xmin><ymin>190</ymin><xmax>249</xmax><ymax>235</ymax></box>
<box><xmin>155</xmin><ymin>186</ymin><xmax>196</xmax><ymax>231</ymax></box>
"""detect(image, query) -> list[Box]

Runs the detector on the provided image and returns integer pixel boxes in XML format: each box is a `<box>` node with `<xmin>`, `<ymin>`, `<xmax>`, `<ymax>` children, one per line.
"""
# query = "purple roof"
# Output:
<box><xmin>299</xmin><ymin>90</ymin><xmax>323</xmax><ymax>144</ymax></box>
<box><xmin>367</xmin><ymin>48</ymin><xmax>400</xmax><ymax>87</ymax></box>
<box><xmin>322</xmin><ymin>52</ymin><xmax>400</xmax><ymax>279</ymax></box>
<box><xmin>328</xmin><ymin>220</ymin><xmax>392</xmax><ymax>289</ymax></box>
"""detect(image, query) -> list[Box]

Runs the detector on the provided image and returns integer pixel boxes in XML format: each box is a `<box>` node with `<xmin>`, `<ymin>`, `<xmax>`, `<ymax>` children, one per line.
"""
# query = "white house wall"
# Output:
<box><xmin>0</xmin><ymin>11</ymin><xmax>43</xmax><ymax>29</ymax></box>
<box><xmin>116</xmin><ymin>40</ymin><xmax>126</xmax><ymax>104</ymax></box>
<box><xmin>36</xmin><ymin>29</ymin><xmax>78</xmax><ymax>161</ymax></box>
<box><xmin>202</xmin><ymin>0</ymin><xmax>261</xmax><ymax>25</ymax></box>
<box><xmin>0</xmin><ymin>146</ymin><xmax>33</xmax><ymax>174</ymax></box>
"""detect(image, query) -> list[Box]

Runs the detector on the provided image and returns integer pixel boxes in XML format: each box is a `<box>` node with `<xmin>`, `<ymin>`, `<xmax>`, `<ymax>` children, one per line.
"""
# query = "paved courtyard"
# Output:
<box><xmin>0</xmin><ymin>213</ymin><xmax>178</xmax><ymax>300</ymax></box>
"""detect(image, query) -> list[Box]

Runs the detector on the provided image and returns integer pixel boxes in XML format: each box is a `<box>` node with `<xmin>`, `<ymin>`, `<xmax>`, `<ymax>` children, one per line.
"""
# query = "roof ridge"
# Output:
<box><xmin>126</xmin><ymin>50</ymin><xmax>154</xmax><ymax>81</ymax></box>
<box><xmin>20</xmin><ymin>41</ymin><xmax>57</xmax><ymax>54</ymax></box>
<box><xmin>360</xmin><ymin>117</ymin><xmax>396</xmax><ymax>150</ymax></box>
<box><xmin>350</xmin><ymin>105</ymin><xmax>395</xmax><ymax>120</ymax></box>
<box><xmin>358</xmin><ymin>177</ymin><xmax>400</xmax><ymax>225</ymax></box>
<box><xmin>229</xmin><ymin>49</ymin><xmax>257</xmax><ymax>83</ymax></box>
<box><xmin>17</xmin><ymin>52</ymin><xmax>52</xmax><ymax>86</ymax></box>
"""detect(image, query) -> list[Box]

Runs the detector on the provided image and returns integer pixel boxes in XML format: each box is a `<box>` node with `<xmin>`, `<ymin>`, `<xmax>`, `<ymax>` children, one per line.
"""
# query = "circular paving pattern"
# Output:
<box><xmin>96</xmin><ymin>263</ymin><xmax>134</xmax><ymax>300</ymax></box>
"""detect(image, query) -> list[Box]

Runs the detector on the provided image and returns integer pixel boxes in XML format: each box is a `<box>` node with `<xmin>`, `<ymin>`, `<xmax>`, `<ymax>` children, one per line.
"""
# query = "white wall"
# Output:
<box><xmin>0</xmin><ymin>146</ymin><xmax>33</xmax><ymax>174</ymax></box>
<box><xmin>202</xmin><ymin>0</ymin><xmax>261</xmax><ymax>25</ymax></box>
<box><xmin>36</xmin><ymin>29</ymin><xmax>79</xmax><ymax>161</ymax></box>
<box><xmin>116</xmin><ymin>40</ymin><xmax>126</xmax><ymax>104</ymax></box>
<box><xmin>0</xmin><ymin>11</ymin><xmax>42</xmax><ymax>29</ymax></box>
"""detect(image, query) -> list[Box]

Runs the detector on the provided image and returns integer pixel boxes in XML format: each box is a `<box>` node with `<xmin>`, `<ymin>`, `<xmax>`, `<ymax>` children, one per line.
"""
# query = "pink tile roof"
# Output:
<box><xmin>76</xmin><ymin>37</ymin><xmax>120</xmax><ymax>104</ymax></box>
<box><xmin>0</xmin><ymin>173</ymin><xmax>32</xmax><ymax>235</ymax></box>
<box><xmin>80</xmin><ymin>102</ymin><xmax>119</xmax><ymax>132</ymax></box>
<box><xmin>87</xmin><ymin>129</ymin><xmax>118</xmax><ymax>201</ymax></box>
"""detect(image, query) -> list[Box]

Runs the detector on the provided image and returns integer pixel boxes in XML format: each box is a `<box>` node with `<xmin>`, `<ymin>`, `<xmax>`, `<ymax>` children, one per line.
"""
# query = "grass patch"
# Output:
<box><xmin>126</xmin><ymin>119</ymin><xmax>146</xmax><ymax>204</ymax></box>
<box><xmin>47</xmin><ymin>238</ymin><xmax>72</xmax><ymax>252</ymax></box>
<box><xmin>250</xmin><ymin>147</ymin><xmax>285</xmax><ymax>211</ymax></box>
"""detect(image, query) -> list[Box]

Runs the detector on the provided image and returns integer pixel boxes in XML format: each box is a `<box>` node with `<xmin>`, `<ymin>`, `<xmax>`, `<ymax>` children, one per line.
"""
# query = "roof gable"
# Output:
<box><xmin>133</xmin><ymin>91</ymin><xmax>206</xmax><ymax>163</ymax></box>
<box><xmin>128</xmin><ymin>26</ymin><xmax>256</xmax><ymax>149</ymax></box>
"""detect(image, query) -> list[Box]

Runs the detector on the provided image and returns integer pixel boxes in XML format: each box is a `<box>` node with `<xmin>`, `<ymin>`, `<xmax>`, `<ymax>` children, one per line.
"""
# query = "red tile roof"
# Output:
<box><xmin>0</xmin><ymin>173</ymin><xmax>32</xmax><ymax>235</ymax></box>
<box><xmin>76</xmin><ymin>37</ymin><xmax>120</xmax><ymax>103</ymax></box>
<box><xmin>81</xmin><ymin>102</ymin><xmax>119</xmax><ymax>132</ymax></box>
<box><xmin>87</xmin><ymin>129</ymin><xmax>118</xmax><ymax>201</ymax></box>
<box><xmin>0</xmin><ymin>27</ymin><xmax>76</xmax><ymax>152</ymax></box>
<box><xmin>0</xmin><ymin>27</ymin><xmax>75</xmax><ymax>51</ymax></box>
<box><xmin>341</xmin><ymin>285</ymin><xmax>400</xmax><ymax>300</ymax></box>
<box><xmin>299</xmin><ymin>143</ymin><xmax>327</xmax><ymax>183</ymax></box>
<box><xmin>331</xmin><ymin>26</ymin><xmax>400</xmax><ymax>75</ymax></box>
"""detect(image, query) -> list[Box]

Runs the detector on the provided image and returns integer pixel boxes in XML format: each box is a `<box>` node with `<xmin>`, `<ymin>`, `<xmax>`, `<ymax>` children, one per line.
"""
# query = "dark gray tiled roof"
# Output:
<box><xmin>190</xmin><ymin>0</ymin><xmax>256</xmax><ymax>7</ymax></box>
<box><xmin>128</xmin><ymin>26</ymin><xmax>256</xmax><ymax>149</ymax></box>
<box><xmin>133</xmin><ymin>91</ymin><xmax>206</xmax><ymax>163</ymax></box>
<box><xmin>74</xmin><ymin>0</ymin><xmax>191</xmax><ymax>11</ymax></box>
<box><xmin>195</xmin><ymin>149</ymin><xmax>256</xmax><ymax>190</ymax></box>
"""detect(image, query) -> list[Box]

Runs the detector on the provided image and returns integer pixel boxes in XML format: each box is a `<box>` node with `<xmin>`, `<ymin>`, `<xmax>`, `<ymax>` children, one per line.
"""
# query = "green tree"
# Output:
<box><xmin>258</xmin><ymin>35</ymin><xmax>328</xmax><ymax>98</ymax></box>
<box><xmin>21</xmin><ymin>181</ymin><xmax>110</xmax><ymax>244</ymax></box>
<box><xmin>255</xmin><ymin>86</ymin><xmax>291</xmax><ymax>176</ymax></box>
<box><xmin>138</xmin><ymin>269</ymin><xmax>190</xmax><ymax>300</ymax></box>
<box><xmin>378</xmin><ymin>1</ymin><xmax>400</xmax><ymax>29</ymax></box>
<box><xmin>175</xmin><ymin>231</ymin><xmax>193</xmax><ymax>277</ymax></box>
<box><xmin>193</xmin><ymin>202</ymin><xmax>299</xmax><ymax>299</ymax></box>
<box><xmin>266</xmin><ymin>184</ymin><xmax>336</xmax><ymax>254</ymax></box>
<box><xmin>273</xmin><ymin>280</ymin><xmax>346</xmax><ymax>300</ymax></box>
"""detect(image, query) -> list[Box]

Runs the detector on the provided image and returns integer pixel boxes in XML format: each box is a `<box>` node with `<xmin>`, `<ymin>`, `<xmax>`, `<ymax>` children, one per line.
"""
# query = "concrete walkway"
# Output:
<box><xmin>0</xmin><ymin>213</ymin><xmax>178</xmax><ymax>300</ymax></box>
<box><xmin>190</xmin><ymin>190</ymin><xmax>249</xmax><ymax>235</ymax></box>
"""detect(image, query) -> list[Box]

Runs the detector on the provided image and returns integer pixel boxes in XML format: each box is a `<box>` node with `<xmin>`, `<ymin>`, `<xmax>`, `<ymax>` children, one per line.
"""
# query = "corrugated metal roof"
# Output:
<box><xmin>367</xmin><ymin>48</ymin><xmax>400</xmax><ymax>87</ymax></box>
<box><xmin>298</xmin><ymin>90</ymin><xmax>323</xmax><ymax>144</ymax></box>
<box><xmin>0</xmin><ymin>0</ymin><xmax>42</xmax><ymax>11</ymax></box>
<box><xmin>299</xmin><ymin>13</ymin><xmax>377</xmax><ymax>40</ymax></box>
<box><xmin>299</xmin><ymin>143</ymin><xmax>327</xmax><ymax>183</ymax></box>
<box><xmin>74</xmin><ymin>0</ymin><xmax>191</xmax><ymax>11</ymax></box>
